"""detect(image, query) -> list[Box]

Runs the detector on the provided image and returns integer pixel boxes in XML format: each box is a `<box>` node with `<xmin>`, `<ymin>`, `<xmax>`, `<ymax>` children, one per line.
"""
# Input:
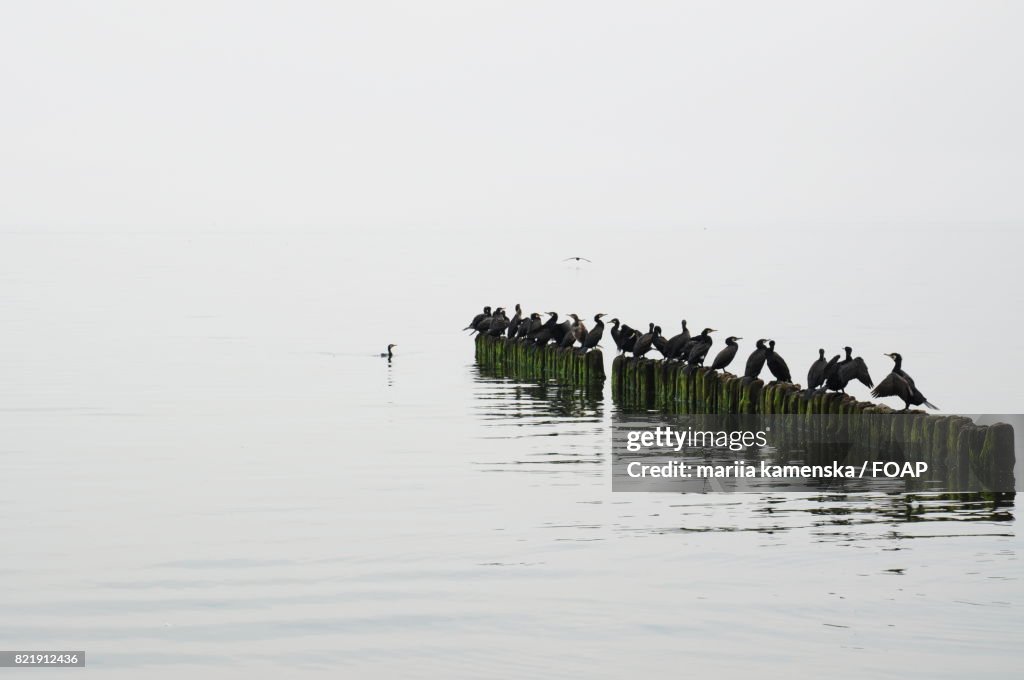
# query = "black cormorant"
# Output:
<box><xmin>653</xmin><ymin>326</ymin><xmax>670</xmax><ymax>358</ymax></box>
<box><xmin>621</xmin><ymin>327</ymin><xmax>640</xmax><ymax>355</ymax></box>
<box><xmin>558</xmin><ymin>314</ymin><xmax>581</xmax><ymax>348</ymax></box>
<box><xmin>615</xmin><ymin>324</ymin><xmax>636</xmax><ymax>354</ymax></box>
<box><xmin>686</xmin><ymin>328</ymin><xmax>716</xmax><ymax>365</ymax></box>
<box><xmin>824</xmin><ymin>346</ymin><xmax>853</xmax><ymax>391</ymax></box>
<box><xmin>581</xmin><ymin>313</ymin><xmax>606</xmax><ymax>352</ymax></box>
<box><xmin>838</xmin><ymin>356</ymin><xmax>874</xmax><ymax>391</ymax></box>
<box><xmin>473</xmin><ymin>307</ymin><xmax>502</xmax><ymax>335</ymax></box>
<box><xmin>609</xmin><ymin>318</ymin><xmax>622</xmax><ymax>350</ymax></box>
<box><xmin>571</xmin><ymin>314</ymin><xmax>588</xmax><ymax>346</ymax></box>
<box><xmin>487</xmin><ymin>309</ymin><xmax>509</xmax><ymax>336</ymax></box>
<box><xmin>744</xmin><ymin>339</ymin><xmax>768</xmax><ymax>379</ymax></box>
<box><xmin>710</xmin><ymin>336</ymin><xmax>741</xmax><ymax>371</ymax></box>
<box><xmin>803</xmin><ymin>348</ymin><xmax>830</xmax><ymax>398</ymax></box>
<box><xmin>553</xmin><ymin>315</ymin><xmax>573</xmax><ymax>346</ymax></box>
<box><xmin>765</xmin><ymin>340</ymin><xmax>792</xmax><ymax>383</ymax></box>
<box><xmin>517</xmin><ymin>313</ymin><xmax>540</xmax><ymax>339</ymax></box>
<box><xmin>506</xmin><ymin>304</ymin><xmax>523</xmax><ymax>338</ymax></box>
<box><xmin>380</xmin><ymin>344</ymin><xmax>397</xmax><ymax>358</ymax></box>
<box><xmin>806</xmin><ymin>349</ymin><xmax>827</xmax><ymax>392</ymax></box>
<box><xmin>562</xmin><ymin>256</ymin><xmax>592</xmax><ymax>263</ymax></box>
<box><xmin>871</xmin><ymin>353</ymin><xmax>937</xmax><ymax>411</ymax></box>
<box><xmin>632</xmin><ymin>325</ymin><xmax>661</xmax><ymax>359</ymax></box>
<box><xmin>532</xmin><ymin>312</ymin><xmax>558</xmax><ymax>346</ymax></box>
<box><xmin>665</xmin><ymin>320</ymin><xmax>690</xmax><ymax>360</ymax></box>
<box><xmin>466</xmin><ymin>307</ymin><xmax>493</xmax><ymax>329</ymax></box>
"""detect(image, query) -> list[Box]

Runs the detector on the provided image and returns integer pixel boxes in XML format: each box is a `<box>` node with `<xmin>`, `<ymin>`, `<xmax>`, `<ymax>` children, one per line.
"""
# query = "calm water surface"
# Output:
<box><xmin>1</xmin><ymin>230</ymin><xmax>1021</xmax><ymax>678</ymax></box>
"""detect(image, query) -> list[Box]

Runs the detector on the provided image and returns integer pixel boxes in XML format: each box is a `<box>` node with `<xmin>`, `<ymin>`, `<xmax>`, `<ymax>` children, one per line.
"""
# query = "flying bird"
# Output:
<box><xmin>562</xmin><ymin>256</ymin><xmax>592</xmax><ymax>263</ymax></box>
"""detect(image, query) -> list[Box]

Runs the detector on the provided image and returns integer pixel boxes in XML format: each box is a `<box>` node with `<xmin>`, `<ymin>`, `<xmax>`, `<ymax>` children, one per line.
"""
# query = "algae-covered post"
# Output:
<box><xmin>608</xmin><ymin>355</ymin><xmax>1016</xmax><ymax>490</ymax></box>
<box><xmin>475</xmin><ymin>333</ymin><xmax>605</xmax><ymax>385</ymax></box>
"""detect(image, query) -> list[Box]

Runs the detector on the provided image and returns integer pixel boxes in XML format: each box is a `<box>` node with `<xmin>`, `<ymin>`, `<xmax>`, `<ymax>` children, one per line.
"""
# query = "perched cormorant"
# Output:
<box><xmin>617</xmin><ymin>324</ymin><xmax>638</xmax><ymax>355</ymax></box>
<box><xmin>517</xmin><ymin>313</ymin><xmax>541</xmax><ymax>339</ymax></box>
<box><xmin>609</xmin><ymin>318</ymin><xmax>622</xmax><ymax>351</ymax></box>
<box><xmin>464</xmin><ymin>306</ymin><xmax>491</xmax><ymax>332</ymax></box>
<box><xmin>632</xmin><ymin>325</ymin><xmax>661</xmax><ymax>359</ymax></box>
<box><xmin>581</xmin><ymin>313</ymin><xmax>606</xmax><ymax>352</ymax></box>
<box><xmin>807</xmin><ymin>349</ymin><xmax>827</xmax><ymax>391</ymax></box>
<box><xmin>653</xmin><ymin>326</ymin><xmax>670</xmax><ymax>359</ymax></box>
<box><xmin>824</xmin><ymin>346</ymin><xmax>853</xmax><ymax>391</ymax></box>
<box><xmin>380</xmin><ymin>344</ymin><xmax>397</xmax><ymax>358</ymax></box>
<box><xmin>871</xmin><ymin>353</ymin><xmax>937</xmax><ymax>411</ymax></box>
<box><xmin>622</xmin><ymin>327</ymin><xmax>641</xmax><ymax>355</ymax></box>
<box><xmin>709</xmin><ymin>336</ymin><xmax>741</xmax><ymax>371</ymax></box>
<box><xmin>838</xmin><ymin>356</ymin><xmax>874</xmax><ymax>391</ymax></box>
<box><xmin>744</xmin><ymin>339</ymin><xmax>768</xmax><ymax>379</ymax></box>
<box><xmin>506</xmin><ymin>304</ymin><xmax>523</xmax><ymax>338</ymax></box>
<box><xmin>559</xmin><ymin>314</ymin><xmax>582</xmax><ymax>348</ymax></box>
<box><xmin>473</xmin><ymin>307</ymin><xmax>502</xmax><ymax>335</ymax></box>
<box><xmin>487</xmin><ymin>309</ymin><xmax>509</xmax><ymax>337</ymax></box>
<box><xmin>532</xmin><ymin>312</ymin><xmax>558</xmax><ymax>346</ymax></box>
<box><xmin>765</xmin><ymin>340</ymin><xmax>792</xmax><ymax>383</ymax></box>
<box><xmin>553</xmin><ymin>315</ymin><xmax>573</xmax><ymax>346</ymax></box>
<box><xmin>686</xmin><ymin>328</ymin><xmax>716</xmax><ymax>365</ymax></box>
<box><xmin>665</xmin><ymin>320</ymin><xmax>691</xmax><ymax>360</ymax></box>
<box><xmin>571</xmin><ymin>314</ymin><xmax>588</xmax><ymax>346</ymax></box>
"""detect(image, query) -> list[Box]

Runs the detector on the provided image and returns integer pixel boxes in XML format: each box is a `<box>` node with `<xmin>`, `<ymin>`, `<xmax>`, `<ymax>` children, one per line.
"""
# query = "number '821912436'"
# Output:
<box><xmin>15</xmin><ymin>653</ymin><xmax>79</xmax><ymax>664</ymax></box>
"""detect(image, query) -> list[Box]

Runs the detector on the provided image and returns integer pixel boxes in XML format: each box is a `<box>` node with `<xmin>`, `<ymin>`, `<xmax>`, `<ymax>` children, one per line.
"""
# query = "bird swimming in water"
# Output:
<box><xmin>871</xmin><ymin>353</ymin><xmax>937</xmax><ymax>411</ymax></box>
<box><xmin>709</xmin><ymin>336</ymin><xmax>741</xmax><ymax>371</ymax></box>
<box><xmin>562</xmin><ymin>256</ymin><xmax>592</xmax><ymax>263</ymax></box>
<box><xmin>744</xmin><ymin>339</ymin><xmax>768</xmax><ymax>379</ymax></box>
<box><xmin>380</xmin><ymin>344</ymin><xmax>397</xmax><ymax>358</ymax></box>
<box><xmin>581</xmin><ymin>313</ymin><xmax>606</xmax><ymax>352</ymax></box>
<box><xmin>765</xmin><ymin>339</ymin><xmax>792</xmax><ymax>383</ymax></box>
<box><xmin>463</xmin><ymin>306</ymin><xmax>490</xmax><ymax>332</ymax></box>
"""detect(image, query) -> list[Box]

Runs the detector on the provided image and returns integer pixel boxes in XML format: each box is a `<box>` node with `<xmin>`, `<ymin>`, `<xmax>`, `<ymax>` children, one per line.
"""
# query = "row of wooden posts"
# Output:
<box><xmin>473</xmin><ymin>333</ymin><xmax>1015</xmax><ymax>490</ymax></box>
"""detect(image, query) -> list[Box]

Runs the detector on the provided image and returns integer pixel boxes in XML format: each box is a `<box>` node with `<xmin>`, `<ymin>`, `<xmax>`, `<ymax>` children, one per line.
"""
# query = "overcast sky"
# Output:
<box><xmin>2</xmin><ymin>1</ymin><xmax>1021</xmax><ymax>232</ymax></box>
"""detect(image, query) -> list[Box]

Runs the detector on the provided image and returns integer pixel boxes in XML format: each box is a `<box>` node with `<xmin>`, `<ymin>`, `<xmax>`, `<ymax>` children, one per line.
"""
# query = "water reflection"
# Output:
<box><xmin>471</xmin><ymin>366</ymin><xmax>604</xmax><ymax>421</ymax></box>
<box><xmin>470</xmin><ymin>363</ymin><xmax>1016</xmax><ymax>531</ymax></box>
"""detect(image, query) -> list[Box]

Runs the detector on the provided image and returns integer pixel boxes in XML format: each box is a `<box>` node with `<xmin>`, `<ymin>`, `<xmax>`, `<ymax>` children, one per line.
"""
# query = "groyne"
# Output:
<box><xmin>612</xmin><ymin>357</ymin><xmax>1016</xmax><ymax>491</ymax></box>
<box><xmin>474</xmin><ymin>334</ymin><xmax>606</xmax><ymax>384</ymax></box>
